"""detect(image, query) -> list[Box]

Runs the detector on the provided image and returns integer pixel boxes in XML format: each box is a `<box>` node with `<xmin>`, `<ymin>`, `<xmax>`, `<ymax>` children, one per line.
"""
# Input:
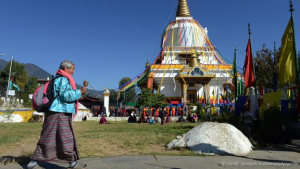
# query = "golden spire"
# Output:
<box><xmin>145</xmin><ymin>59</ymin><xmax>150</xmax><ymax>68</ymax></box>
<box><xmin>176</xmin><ymin>0</ymin><xmax>191</xmax><ymax>17</ymax></box>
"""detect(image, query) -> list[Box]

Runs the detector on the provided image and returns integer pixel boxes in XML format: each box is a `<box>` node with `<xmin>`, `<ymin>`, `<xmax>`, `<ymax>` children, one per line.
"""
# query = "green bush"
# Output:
<box><xmin>256</xmin><ymin>107</ymin><xmax>293</xmax><ymax>143</ymax></box>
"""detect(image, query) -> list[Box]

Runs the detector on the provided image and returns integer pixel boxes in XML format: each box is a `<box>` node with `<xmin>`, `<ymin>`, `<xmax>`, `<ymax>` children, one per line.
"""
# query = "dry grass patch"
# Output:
<box><xmin>1</xmin><ymin>121</ymin><xmax>199</xmax><ymax>158</ymax></box>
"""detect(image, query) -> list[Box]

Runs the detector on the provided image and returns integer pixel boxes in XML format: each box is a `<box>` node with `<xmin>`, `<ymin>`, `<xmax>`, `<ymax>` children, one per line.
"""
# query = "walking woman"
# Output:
<box><xmin>27</xmin><ymin>60</ymin><xmax>87</xmax><ymax>169</ymax></box>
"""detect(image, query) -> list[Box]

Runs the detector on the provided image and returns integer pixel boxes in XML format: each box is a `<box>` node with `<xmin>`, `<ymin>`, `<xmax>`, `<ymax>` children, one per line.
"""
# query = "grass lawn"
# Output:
<box><xmin>0</xmin><ymin>121</ymin><xmax>200</xmax><ymax>158</ymax></box>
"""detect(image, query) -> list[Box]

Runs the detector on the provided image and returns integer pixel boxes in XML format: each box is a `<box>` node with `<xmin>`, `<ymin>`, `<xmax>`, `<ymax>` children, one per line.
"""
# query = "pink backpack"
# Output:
<box><xmin>32</xmin><ymin>76</ymin><xmax>60</xmax><ymax>112</ymax></box>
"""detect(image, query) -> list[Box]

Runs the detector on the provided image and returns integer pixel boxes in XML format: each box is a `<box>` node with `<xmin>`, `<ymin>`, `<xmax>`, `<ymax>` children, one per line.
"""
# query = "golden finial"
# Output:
<box><xmin>190</xmin><ymin>49</ymin><xmax>199</xmax><ymax>67</ymax></box>
<box><xmin>145</xmin><ymin>59</ymin><xmax>150</xmax><ymax>68</ymax></box>
<box><xmin>191</xmin><ymin>48</ymin><xmax>196</xmax><ymax>57</ymax></box>
<box><xmin>176</xmin><ymin>0</ymin><xmax>191</xmax><ymax>17</ymax></box>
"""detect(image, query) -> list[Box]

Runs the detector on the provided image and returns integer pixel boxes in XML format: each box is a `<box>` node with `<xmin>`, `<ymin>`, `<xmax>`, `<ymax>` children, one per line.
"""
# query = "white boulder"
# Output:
<box><xmin>167</xmin><ymin>122</ymin><xmax>253</xmax><ymax>156</ymax></box>
<box><xmin>167</xmin><ymin>135</ymin><xmax>186</xmax><ymax>149</ymax></box>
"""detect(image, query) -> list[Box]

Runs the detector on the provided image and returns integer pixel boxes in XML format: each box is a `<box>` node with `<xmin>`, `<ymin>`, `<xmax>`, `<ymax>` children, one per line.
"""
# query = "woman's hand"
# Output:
<box><xmin>81</xmin><ymin>87</ymin><xmax>87</xmax><ymax>94</ymax></box>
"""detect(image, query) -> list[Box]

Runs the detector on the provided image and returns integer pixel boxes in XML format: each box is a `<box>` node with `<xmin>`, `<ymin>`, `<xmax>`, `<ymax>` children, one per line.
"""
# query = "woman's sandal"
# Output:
<box><xmin>67</xmin><ymin>162</ymin><xmax>87</xmax><ymax>169</ymax></box>
<box><xmin>27</xmin><ymin>164</ymin><xmax>43</xmax><ymax>169</ymax></box>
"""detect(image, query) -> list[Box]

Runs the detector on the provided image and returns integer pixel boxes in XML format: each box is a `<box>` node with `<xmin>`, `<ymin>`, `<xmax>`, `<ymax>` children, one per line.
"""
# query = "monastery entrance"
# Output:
<box><xmin>187</xmin><ymin>90</ymin><xmax>197</xmax><ymax>104</ymax></box>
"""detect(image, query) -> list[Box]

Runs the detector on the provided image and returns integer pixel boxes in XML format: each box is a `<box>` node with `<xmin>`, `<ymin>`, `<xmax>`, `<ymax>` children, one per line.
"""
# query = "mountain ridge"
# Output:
<box><xmin>0</xmin><ymin>59</ymin><xmax>103</xmax><ymax>97</ymax></box>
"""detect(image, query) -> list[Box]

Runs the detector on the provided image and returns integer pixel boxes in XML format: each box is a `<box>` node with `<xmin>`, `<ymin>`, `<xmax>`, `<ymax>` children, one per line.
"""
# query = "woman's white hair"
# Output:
<box><xmin>59</xmin><ymin>60</ymin><xmax>75</xmax><ymax>70</ymax></box>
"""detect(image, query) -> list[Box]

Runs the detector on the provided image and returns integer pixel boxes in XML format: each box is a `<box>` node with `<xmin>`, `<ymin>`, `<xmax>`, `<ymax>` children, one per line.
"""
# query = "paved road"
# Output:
<box><xmin>1</xmin><ymin>148</ymin><xmax>300</xmax><ymax>169</ymax></box>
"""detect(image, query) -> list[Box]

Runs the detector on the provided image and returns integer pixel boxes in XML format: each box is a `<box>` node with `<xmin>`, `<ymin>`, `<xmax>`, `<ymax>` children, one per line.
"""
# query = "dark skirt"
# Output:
<box><xmin>161</xmin><ymin>116</ymin><xmax>166</xmax><ymax>125</ymax></box>
<box><xmin>31</xmin><ymin>111</ymin><xmax>79</xmax><ymax>163</ymax></box>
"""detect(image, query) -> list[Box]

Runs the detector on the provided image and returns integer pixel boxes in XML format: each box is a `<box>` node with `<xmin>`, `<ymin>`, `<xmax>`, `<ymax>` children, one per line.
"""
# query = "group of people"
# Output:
<box><xmin>135</xmin><ymin>108</ymin><xmax>175</xmax><ymax>125</ymax></box>
<box><xmin>92</xmin><ymin>106</ymin><xmax>140</xmax><ymax>117</ymax></box>
<box><xmin>91</xmin><ymin>105</ymin><xmax>194</xmax><ymax>118</ymax></box>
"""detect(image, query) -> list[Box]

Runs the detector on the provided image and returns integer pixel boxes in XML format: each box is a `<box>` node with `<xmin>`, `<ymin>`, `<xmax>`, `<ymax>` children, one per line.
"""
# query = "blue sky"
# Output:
<box><xmin>0</xmin><ymin>0</ymin><xmax>299</xmax><ymax>91</ymax></box>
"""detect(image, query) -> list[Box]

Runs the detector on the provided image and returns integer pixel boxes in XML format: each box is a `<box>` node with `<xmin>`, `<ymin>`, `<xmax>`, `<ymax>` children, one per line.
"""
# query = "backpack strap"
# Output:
<box><xmin>43</xmin><ymin>82</ymin><xmax>50</xmax><ymax>95</ymax></box>
<box><xmin>43</xmin><ymin>75</ymin><xmax>62</xmax><ymax>96</ymax></box>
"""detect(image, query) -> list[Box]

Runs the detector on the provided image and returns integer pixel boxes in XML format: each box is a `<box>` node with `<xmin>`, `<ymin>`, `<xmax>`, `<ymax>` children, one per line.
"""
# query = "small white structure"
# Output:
<box><xmin>73</xmin><ymin>103</ymin><xmax>90</xmax><ymax>121</ymax></box>
<box><xmin>32</xmin><ymin>111</ymin><xmax>45</xmax><ymax>122</ymax></box>
<box><xmin>103</xmin><ymin>88</ymin><xmax>110</xmax><ymax>117</ymax></box>
<box><xmin>0</xmin><ymin>113</ymin><xmax>23</xmax><ymax>123</ymax></box>
<box><xmin>167</xmin><ymin>122</ymin><xmax>253</xmax><ymax>156</ymax></box>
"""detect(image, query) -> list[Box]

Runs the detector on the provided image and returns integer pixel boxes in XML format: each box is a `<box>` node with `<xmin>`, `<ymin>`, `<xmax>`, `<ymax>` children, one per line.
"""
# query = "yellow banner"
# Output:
<box><xmin>279</xmin><ymin>18</ymin><xmax>297</xmax><ymax>84</ymax></box>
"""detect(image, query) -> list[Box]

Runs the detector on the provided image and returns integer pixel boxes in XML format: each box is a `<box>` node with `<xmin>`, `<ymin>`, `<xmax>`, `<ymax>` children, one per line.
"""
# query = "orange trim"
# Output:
<box><xmin>203</xmin><ymin>65</ymin><xmax>232</xmax><ymax>70</ymax></box>
<box><xmin>151</xmin><ymin>64</ymin><xmax>232</xmax><ymax>70</ymax></box>
<box><xmin>151</xmin><ymin>64</ymin><xmax>184</xmax><ymax>69</ymax></box>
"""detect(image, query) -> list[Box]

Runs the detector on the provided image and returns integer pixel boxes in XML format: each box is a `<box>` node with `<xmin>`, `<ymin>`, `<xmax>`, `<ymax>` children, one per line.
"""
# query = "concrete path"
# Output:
<box><xmin>1</xmin><ymin>148</ymin><xmax>300</xmax><ymax>169</ymax></box>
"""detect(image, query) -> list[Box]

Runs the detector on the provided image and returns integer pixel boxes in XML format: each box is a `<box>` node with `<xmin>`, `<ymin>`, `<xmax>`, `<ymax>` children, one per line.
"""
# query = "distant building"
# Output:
<box><xmin>37</xmin><ymin>77</ymin><xmax>50</xmax><ymax>86</ymax></box>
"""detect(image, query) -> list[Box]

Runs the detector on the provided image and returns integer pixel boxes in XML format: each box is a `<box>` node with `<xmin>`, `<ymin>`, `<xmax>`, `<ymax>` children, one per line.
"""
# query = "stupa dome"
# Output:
<box><xmin>162</xmin><ymin>19</ymin><xmax>210</xmax><ymax>48</ymax></box>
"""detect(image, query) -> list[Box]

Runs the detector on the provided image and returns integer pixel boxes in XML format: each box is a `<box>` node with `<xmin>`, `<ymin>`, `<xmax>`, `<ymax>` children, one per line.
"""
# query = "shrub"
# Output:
<box><xmin>255</xmin><ymin>106</ymin><xmax>293</xmax><ymax>143</ymax></box>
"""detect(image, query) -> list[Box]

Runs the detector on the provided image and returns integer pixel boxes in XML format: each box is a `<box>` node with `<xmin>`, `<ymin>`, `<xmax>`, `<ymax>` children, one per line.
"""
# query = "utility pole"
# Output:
<box><xmin>6</xmin><ymin>56</ymin><xmax>13</xmax><ymax>98</ymax></box>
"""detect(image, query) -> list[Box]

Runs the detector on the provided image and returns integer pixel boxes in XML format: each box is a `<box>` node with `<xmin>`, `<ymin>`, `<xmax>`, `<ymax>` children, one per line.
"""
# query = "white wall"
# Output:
<box><xmin>160</xmin><ymin>80</ymin><xmax>182</xmax><ymax>97</ymax></box>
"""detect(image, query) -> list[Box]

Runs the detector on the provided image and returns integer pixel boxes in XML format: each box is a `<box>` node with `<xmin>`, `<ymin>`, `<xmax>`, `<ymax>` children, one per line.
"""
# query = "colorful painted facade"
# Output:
<box><xmin>139</xmin><ymin>0</ymin><xmax>233</xmax><ymax>104</ymax></box>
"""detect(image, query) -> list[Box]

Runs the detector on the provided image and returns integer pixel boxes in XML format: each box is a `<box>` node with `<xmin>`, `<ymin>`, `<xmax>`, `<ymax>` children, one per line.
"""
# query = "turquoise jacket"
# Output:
<box><xmin>49</xmin><ymin>76</ymin><xmax>82</xmax><ymax>114</ymax></box>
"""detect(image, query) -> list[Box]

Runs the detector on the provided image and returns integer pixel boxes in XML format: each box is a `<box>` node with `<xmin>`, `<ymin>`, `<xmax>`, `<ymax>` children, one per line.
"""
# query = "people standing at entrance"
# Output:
<box><xmin>136</xmin><ymin>108</ymin><xmax>139</xmax><ymax>117</ymax></box>
<box><xmin>176</xmin><ymin>106</ymin><xmax>179</xmax><ymax>116</ymax></box>
<box><xmin>115</xmin><ymin>107</ymin><xmax>119</xmax><ymax>117</ymax></box>
<box><xmin>28</xmin><ymin>60</ymin><xmax>87</xmax><ymax>169</ymax></box>
<box><xmin>159</xmin><ymin>108</ymin><xmax>166</xmax><ymax>125</ymax></box>
<box><xmin>183</xmin><ymin>105</ymin><xmax>188</xmax><ymax>116</ymax></box>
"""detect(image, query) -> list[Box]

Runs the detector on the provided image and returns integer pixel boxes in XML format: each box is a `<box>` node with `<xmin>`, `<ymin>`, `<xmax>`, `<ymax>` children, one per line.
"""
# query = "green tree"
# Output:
<box><xmin>0</xmin><ymin>60</ymin><xmax>27</xmax><ymax>94</ymax></box>
<box><xmin>254</xmin><ymin>44</ymin><xmax>280</xmax><ymax>88</ymax></box>
<box><xmin>109</xmin><ymin>89</ymin><xmax>117</xmax><ymax>105</ymax></box>
<box><xmin>155</xmin><ymin>92</ymin><xmax>168</xmax><ymax>108</ymax></box>
<box><xmin>25</xmin><ymin>77</ymin><xmax>39</xmax><ymax>94</ymax></box>
<box><xmin>137</xmin><ymin>88</ymin><xmax>167</xmax><ymax>108</ymax></box>
<box><xmin>21</xmin><ymin>76</ymin><xmax>38</xmax><ymax>107</ymax></box>
<box><xmin>0</xmin><ymin>61</ymin><xmax>38</xmax><ymax>107</ymax></box>
<box><xmin>119</xmin><ymin>77</ymin><xmax>131</xmax><ymax>87</ymax></box>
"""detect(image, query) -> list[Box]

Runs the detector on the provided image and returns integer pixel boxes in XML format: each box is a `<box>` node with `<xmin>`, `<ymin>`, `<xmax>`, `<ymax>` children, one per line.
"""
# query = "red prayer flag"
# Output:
<box><xmin>243</xmin><ymin>39</ymin><xmax>255</xmax><ymax>88</ymax></box>
<box><xmin>259</xmin><ymin>85</ymin><xmax>264</xmax><ymax>96</ymax></box>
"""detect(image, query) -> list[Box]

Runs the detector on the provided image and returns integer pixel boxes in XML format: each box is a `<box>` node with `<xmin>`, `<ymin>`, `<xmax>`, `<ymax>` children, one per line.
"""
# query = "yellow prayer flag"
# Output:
<box><xmin>212</xmin><ymin>89</ymin><xmax>215</xmax><ymax>106</ymax></box>
<box><xmin>279</xmin><ymin>18</ymin><xmax>297</xmax><ymax>84</ymax></box>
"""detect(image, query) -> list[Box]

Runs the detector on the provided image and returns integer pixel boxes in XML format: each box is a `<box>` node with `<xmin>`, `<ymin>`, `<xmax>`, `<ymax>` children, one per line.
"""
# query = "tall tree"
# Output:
<box><xmin>137</xmin><ymin>88</ymin><xmax>167</xmax><ymax>108</ymax></box>
<box><xmin>254</xmin><ymin>44</ymin><xmax>281</xmax><ymax>89</ymax></box>
<box><xmin>108</xmin><ymin>88</ymin><xmax>117</xmax><ymax>105</ymax></box>
<box><xmin>25</xmin><ymin>76</ymin><xmax>38</xmax><ymax>94</ymax></box>
<box><xmin>0</xmin><ymin>60</ymin><xmax>38</xmax><ymax>106</ymax></box>
<box><xmin>0</xmin><ymin>60</ymin><xmax>27</xmax><ymax>93</ymax></box>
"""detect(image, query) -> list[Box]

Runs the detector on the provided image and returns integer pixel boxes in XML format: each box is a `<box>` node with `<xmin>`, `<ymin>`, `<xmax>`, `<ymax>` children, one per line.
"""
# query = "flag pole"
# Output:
<box><xmin>234</xmin><ymin>46</ymin><xmax>237</xmax><ymax>101</ymax></box>
<box><xmin>273</xmin><ymin>41</ymin><xmax>277</xmax><ymax>92</ymax></box>
<box><xmin>248</xmin><ymin>23</ymin><xmax>257</xmax><ymax>95</ymax></box>
<box><xmin>234</xmin><ymin>45</ymin><xmax>238</xmax><ymax>115</ymax></box>
<box><xmin>289</xmin><ymin>0</ymin><xmax>300</xmax><ymax>94</ymax></box>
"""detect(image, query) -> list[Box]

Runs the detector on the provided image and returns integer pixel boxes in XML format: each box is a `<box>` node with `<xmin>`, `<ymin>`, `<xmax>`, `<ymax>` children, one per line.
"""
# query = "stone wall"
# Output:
<box><xmin>0</xmin><ymin>97</ymin><xmax>24</xmax><ymax>109</ymax></box>
<box><xmin>87</xmin><ymin>116</ymin><xmax>182</xmax><ymax>122</ymax></box>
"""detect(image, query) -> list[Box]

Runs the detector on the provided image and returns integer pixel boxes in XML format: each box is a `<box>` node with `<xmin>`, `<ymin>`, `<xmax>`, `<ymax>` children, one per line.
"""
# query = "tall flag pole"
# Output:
<box><xmin>212</xmin><ymin>89</ymin><xmax>215</xmax><ymax>106</ymax></box>
<box><xmin>243</xmin><ymin>23</ymin><xmax>256</xmax><ymax>95</ymax></box>
<box><xmin>273</xmin><ymin>41</ymin><xmax>278</xmax><ymax>92</ymax></box>
<box><xmin>233</xmin><ymin>45</ymin><xmax>238</xmax><ymax>101</ymax></box>
<box><xmin>279</xmin><ymin>0</ymin><xmax>300</xmax><ymax>95</ymax></box>
<box><xmin>233</xmin><ymin>45</ymin><xmax>238</xmax><ymax>115</ymax></box>
<box><xmin>290</xmin><ymin>0</ymin><xmax>300</xmax><ymax>94</ymax></box>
